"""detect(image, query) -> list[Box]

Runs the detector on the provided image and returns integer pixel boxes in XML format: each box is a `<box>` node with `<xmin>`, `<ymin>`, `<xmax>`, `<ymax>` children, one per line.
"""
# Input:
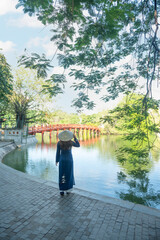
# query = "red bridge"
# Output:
<box><xmin>28</xmin><ymin>124</ymin><xmax>100</xmax><ymax>139</ymax></box>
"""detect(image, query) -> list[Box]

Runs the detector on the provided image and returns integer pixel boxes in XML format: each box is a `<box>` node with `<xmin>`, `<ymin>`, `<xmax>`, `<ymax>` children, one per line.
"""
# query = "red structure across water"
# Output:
<box><xmin>28</xmin><ymin>124</ymin><xmax>100</xmax><ymax>139</ymax></box>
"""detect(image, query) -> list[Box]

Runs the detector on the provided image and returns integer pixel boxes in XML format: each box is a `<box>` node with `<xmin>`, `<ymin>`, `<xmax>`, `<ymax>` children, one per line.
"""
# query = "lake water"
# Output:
<box><xmin>2</xmin><ymin>134</ymin><xmax>160</xmax><ymax>209</ymax></box>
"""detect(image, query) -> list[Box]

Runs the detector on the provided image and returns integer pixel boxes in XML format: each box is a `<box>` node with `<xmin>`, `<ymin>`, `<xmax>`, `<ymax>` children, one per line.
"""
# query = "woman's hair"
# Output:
<box><xmin>59</xmin><ymin>140</ymin><xmax>73</xmax><ymax>150</ymax></box>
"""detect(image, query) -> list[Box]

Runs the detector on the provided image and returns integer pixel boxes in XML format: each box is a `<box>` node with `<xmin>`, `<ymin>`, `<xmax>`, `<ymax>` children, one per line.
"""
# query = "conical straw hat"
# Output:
<box><xmin>58</xmin><ymin>130</ymin><xmax>73</xmax><ymax>141</ymax></box>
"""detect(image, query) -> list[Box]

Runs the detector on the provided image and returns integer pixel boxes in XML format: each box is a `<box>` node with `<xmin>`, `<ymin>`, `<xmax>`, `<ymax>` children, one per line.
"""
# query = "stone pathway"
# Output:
<box><xmin>0</xmin><ymin>141</ymin><xmax>160</xmax><ymax>240</ymax></box>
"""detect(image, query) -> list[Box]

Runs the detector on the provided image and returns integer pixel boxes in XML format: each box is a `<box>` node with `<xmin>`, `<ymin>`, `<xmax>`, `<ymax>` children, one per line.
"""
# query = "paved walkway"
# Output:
<box><xmin>0</xmin><ymin>142</ymin><xmax>160</xmax><ymax>240</ymax></box>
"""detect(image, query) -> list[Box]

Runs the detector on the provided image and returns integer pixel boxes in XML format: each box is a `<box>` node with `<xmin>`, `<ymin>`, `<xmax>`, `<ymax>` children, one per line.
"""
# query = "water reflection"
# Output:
<box><xmin>117</xmin><ymin>170</ymin><xmax>160</xmax><ymax>207</ymax></box>
<box><xmin>2</xmin><ymin>133</ymin><xmax>160</xmax><ymax>209</ymax></box>
<box><xmin>3</xmin><ymin>147</ymin><xmax>29</xmax><ymax>172</ymax></box>
<box><xmin>115</xmin><ymin>136</ymin><xmax>160</xmax><ymax>208</ymax></box>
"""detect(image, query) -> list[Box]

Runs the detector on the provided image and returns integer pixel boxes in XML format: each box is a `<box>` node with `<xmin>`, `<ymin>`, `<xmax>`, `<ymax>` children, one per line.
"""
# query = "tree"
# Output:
<box><xmin>40</xmin><ymin>110</ymin><xmax>81</xmax><ymax>125</ymax></box>
<box><xmin>16</xmin><ymin>0</ymin><xmax>160</xmax><ymax>111</ymax></box>
<box><xmin>0</xmin><ymin>53</ymin><xmax>13</xmax><ymax>126</ymax></box>
<box><xmin>102</xmin><ymin>93</ymin><xmax>160</xmax><ymax>182</ymax></box>
<box><xmin>102</xmin><ymin>94</ymin><xmax>160</xmax><ymax>207</ymax></box>
<box><xmin>9</xmin><ymin>67</ymin><xmax>55</xmax><ymax>128</ymax></box>
<box><xmin>0</xmin><ymin>53</ymin><xmax>13</xmax><ymax>101</ymax></box>
<box><xmin>103</xmin><ymin>93</ymin><xmax>160</xmax><ymax>142</ymax></box>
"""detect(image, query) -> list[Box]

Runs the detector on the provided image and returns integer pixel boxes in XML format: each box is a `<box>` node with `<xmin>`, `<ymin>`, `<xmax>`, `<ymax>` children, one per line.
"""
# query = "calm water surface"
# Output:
<box><xmin>2</xmin><ymin>134</ymin><xmax>160</xmax><ymax>209</ymax></box>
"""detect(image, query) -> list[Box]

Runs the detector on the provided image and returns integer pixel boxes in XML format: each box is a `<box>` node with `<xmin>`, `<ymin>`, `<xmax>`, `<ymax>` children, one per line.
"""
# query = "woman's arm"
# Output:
<box><xmin>72</xmin><ymin>134</ymin><xmax>80</xmax><ymax>147</ymax></box>
<box><xmin>55</xmin><ymin>142</ymin><xmax>61</xmax><ymax>165</ymax></box>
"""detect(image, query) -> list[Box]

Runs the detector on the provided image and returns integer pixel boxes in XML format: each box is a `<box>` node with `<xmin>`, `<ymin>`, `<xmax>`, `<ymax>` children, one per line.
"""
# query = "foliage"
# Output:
<box><xmin>18</xmin><ymin>52</ymin><xmax>67</xmax><ymax>97</ymax></box>
<box><xmin>0</xmin><ymin>53</ymin><xmax>13</xmax><ymax>122</ymax></box>
<box><xmin>102</xmin><ymin>93</ymin><xmax>160</xmax><ymax>177</ymax></box>
<box><xmin>16</xmin><ymin>0</ymin><xmax>160</xmax><ymax>111</ymax></box>
<box><xmin>80</xmin><ymin>113</ymin><xmax>99</xmax><ymax>125</ymax></box>
<box><xmin>18</xmin><ymin>52</ymin><xmax>53</xmax><ymax>78</ymax></box>
<box><xmin>100</xmin><ymin>93</ymin><xmax>160</xmax><ymax>206</ymax></box>
<box><xmin>42</xmin><ymin>73</ymin><xmax>66</xmax><ymax>97</ymax></box>
<box><xmin>9</xmin><ymin>93</ymin><xmax>32</xmax><ymax>128</ymax></box>
<box><xmin>38</xmin><ymin>110</ymin><xmax>81</xmax><ymax>125</ymax></box>
<box><xmin>102</xmin><ymin>93</ymin><xmax>160</xmax><ymax>142</ymax></box>
<box><xmin>35</xmin><ymin>109</ymin><xmax>103</xmax><ymax>126</ymax></box>
<box><xmin>0</xmin><ymin>53</ymin><xmax>13</xmax><ymax>101</ymax></box>
<box><xmin>8</xmin><ymin>67</ymin><xmax>56</xmax><ymax>128</ymax></box>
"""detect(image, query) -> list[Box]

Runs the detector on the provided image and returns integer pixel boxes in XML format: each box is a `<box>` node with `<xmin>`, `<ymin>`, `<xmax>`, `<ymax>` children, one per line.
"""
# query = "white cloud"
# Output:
<box><xmin>42</xmin><ymin>41</ymin><xmax>59</xmax><ymax>57</ymax></box>
<box><xmin>27</xmin><ymin>36</ymin><xmax>60</xmax><ymax>57</ymax></box>
<box><xmin>0</xmin><ymin>0</ymin><xmax>22</xmax><ymax>15</ymax></box>
<box><xmin>8</xmin><ymin>15</ymin><xmax>44</xmax><ymax>28</ymax></box>
<box><xmin>0</xmin><ymin>41</ymin><xmax>16</xmax><ymax>53</ymax></box>
<box><xmin>27</xmin><ymin>37</ymin><xmax>45</xmax><ymax>48</ymax></box>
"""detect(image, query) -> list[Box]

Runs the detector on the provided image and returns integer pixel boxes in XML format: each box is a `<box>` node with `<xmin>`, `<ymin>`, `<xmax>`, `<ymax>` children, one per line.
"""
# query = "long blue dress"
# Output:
<box><xmin>56</xmin><ymin>139</ymin><xmax>80</xmax><ymax>191</ymax></box>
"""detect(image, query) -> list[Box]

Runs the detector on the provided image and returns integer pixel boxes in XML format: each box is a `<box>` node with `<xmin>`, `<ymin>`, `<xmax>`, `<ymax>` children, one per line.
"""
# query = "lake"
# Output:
<box><xmin>2</xmin><ymin>133</ymin><xmax>160</xmax><ymax>209</ymax></box>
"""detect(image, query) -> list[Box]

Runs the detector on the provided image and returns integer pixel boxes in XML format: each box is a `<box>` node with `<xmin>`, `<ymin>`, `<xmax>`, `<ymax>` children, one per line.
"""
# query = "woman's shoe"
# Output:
<box><xmin>60</xmin><ymin>191</ymin><xmax>64</xmax><ymax>196</ymax></box>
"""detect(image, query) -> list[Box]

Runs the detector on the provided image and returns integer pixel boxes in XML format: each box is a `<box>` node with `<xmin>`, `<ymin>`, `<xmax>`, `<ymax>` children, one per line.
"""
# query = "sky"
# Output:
<box><xmin>0</xmin><ymin>0</ymin><xmax>124</xmax><ymax>115</ymax></box>
<box><xmin>0</xmin><ymin>0</ymin><xmax>159</xmax><ymax>115</ymax></box>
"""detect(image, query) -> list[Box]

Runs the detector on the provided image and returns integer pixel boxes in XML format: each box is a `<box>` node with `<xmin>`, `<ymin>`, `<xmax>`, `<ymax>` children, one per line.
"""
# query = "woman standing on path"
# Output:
<box><xmin>56</xmin><ymin>130</ymin><xmax>80</xmax><ymax>196</ymax></box>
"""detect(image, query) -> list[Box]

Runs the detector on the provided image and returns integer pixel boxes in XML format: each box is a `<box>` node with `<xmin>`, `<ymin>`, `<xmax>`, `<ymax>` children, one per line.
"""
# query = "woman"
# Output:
<box><xmin>56</xmin><ymin>130</ymin><xmax>80</xmax><ymax>196</ymax></box>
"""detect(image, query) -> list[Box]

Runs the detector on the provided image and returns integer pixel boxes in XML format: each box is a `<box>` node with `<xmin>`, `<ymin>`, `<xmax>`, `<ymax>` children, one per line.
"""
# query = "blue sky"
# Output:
<box><xmin>0</xmin><ymin>0</ymin><xmax>56</xmax><ymax>66</ymax></box>
<box><xmin>0</xmin><ymin>0</ymin><xmax>124</xmax><ymax>114</ymax></box>
<box><xmin>1</xmin><ymin>0</ymin><xmax>159</xmax><ymax>114</ymax></box>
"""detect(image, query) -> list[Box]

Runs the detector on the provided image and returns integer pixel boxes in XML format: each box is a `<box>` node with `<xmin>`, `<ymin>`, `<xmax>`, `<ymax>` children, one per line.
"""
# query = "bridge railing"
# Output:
<box><xmin>28</xmin><ymin>124</ymin><xmax>100</xmax><ymax>134</ymax></box>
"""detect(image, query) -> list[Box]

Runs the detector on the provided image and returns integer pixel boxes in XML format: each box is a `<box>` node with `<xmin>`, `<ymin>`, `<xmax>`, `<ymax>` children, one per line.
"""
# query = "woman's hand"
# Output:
<box><xmin>73</xmin><ymin>134</ymin><xmax>76</xmax><ymax>140</ymax></box>
<box><xmin>56</xmin><ymin>162</ymin><xmax>58</xmax><ymax>166</ymax></box>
